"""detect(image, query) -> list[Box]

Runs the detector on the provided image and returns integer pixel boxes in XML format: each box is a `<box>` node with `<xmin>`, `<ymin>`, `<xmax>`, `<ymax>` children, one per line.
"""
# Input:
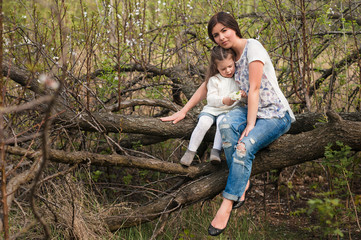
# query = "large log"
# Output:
<box><xmin>104</xmin><ymin>111</ymin><xmax>361</xmax><ymax>230</ymax></box>
<box><xmin>55</xmin><ymin>110</ymin><xmax>361</xmax><ymax>140</ymax></box>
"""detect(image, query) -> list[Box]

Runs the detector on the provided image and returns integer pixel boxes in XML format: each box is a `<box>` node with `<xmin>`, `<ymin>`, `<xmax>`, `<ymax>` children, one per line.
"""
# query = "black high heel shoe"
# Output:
<box><xmin>232</xmin><ymin>181</ymin><xmax>253</xmax><ymax>209</ymax></box>
<box><xmin>208</xmin><ymin>212</ymin><xmax>232</xmax><ymax>236</ymax></box>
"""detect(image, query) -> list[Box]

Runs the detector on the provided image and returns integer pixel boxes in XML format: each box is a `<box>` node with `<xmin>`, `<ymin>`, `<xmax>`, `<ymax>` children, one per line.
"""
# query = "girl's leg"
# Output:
<box><xmin>181</xmin><ymin>115</ymin><xmax>214</xmax><ymax>166</ymax></box>
<box><xmin>187</xmin><ymin>115</ymin><xmax>214</xmax><ymax>151</ymax></box>
<box><xmin>212</xmin><ymin>114</ymin><xmax>225</xmax><ymax>150</ymax></box>
<box><xmin>210</xmin><ymin>115</ymin><xmax>225</xmax><ymax>163</ymax></box>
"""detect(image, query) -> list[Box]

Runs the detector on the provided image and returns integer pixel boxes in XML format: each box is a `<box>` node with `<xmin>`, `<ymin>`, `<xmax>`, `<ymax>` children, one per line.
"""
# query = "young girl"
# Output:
<box><xmin>179</xmin><ymin>46</ymin><xmax>246</xmax><ymax>166</ymax></box>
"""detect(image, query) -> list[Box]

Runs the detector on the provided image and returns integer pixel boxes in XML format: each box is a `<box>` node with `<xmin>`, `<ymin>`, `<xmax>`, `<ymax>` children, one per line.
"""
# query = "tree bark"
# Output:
<box><xmin>56</xmin><ymin>110</ymin><xmax>361</xmax><ymax>140</ymax></box>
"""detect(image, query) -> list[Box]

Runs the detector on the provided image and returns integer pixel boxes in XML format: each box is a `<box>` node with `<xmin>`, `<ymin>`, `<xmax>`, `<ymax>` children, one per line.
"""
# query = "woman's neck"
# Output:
<box><xmin>232</xmin><ymin>38</ymin><xmax>247</xmax><ymax>61</ymax></box>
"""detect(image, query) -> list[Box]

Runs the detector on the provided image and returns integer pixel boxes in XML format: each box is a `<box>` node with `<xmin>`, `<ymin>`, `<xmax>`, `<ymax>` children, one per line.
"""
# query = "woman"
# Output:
<box><xmin>161</xmin><ymin>11</ymin><xmax>295</xmax><ymax>236</ymax></box>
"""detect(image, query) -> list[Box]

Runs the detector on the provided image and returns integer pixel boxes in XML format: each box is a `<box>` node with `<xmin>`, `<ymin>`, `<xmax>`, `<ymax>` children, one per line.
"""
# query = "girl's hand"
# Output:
<box><xmin>229</xmin><ymin>90</ymin><xmax>247</xmax><ymax>100</ymax></box>
<box><xmin>238</xmin><ymin>124</ymin><xmax>255</xmax><ymax>142</ymax></box>
<box><xmin>223</xmin><ymin>97</ymin><xmax>236</xmax><ymax>106</ymax></box>
<box><xmin>160</xmin><ymin>111</ymin><xmax>186</xmax><ymax>124</ymax></box>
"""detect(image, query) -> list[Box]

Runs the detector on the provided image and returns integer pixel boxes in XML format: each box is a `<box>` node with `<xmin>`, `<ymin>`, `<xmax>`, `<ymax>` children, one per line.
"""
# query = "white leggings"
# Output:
<box><xmin>188</xmin><ymin>114</ymin><xmax>225</xmax><ymax>152</ymax></box>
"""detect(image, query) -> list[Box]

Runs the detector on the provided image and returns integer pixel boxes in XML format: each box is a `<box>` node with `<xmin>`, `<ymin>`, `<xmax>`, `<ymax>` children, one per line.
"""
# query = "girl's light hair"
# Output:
<box><xmin>205</xmin><ymin>46</ymin><xmax>237</xmax><ymax>83</ymax></box>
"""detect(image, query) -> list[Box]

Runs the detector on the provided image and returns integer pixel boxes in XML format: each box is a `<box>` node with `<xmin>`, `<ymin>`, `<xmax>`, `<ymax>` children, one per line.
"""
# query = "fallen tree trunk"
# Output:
<box><xmin>55</xmin><ymin>110</ymin><xmax>361</xmax><ymax>141</ymax></box>
<box><xmin>104</xmin><ymin>111</ymin><xmax>361</xmax><ymax>230</ymax></box>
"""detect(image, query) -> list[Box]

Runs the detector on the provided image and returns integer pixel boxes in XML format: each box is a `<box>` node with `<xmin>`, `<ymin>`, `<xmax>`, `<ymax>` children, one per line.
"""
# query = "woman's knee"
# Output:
<box><xmin>236</xmin><ymin>138</ymin><xmax>257</xmax><ymax>158</ymax></box>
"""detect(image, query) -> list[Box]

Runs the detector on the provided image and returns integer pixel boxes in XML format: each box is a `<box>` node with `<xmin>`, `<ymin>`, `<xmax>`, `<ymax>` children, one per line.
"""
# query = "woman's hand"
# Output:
<box><xmin>240</xmin><ymin>90</ymin><xmax>247</xmax><ymax>98</ymax></box>
<box><xmin>160</xmin><ymin>111</ymin><xmax>186</xmax><ymax>124</ymax></box>
<box><xmin>238</xmin><ymin>124</ymin><xmax>255</xmax><ymax>142</ymax></box>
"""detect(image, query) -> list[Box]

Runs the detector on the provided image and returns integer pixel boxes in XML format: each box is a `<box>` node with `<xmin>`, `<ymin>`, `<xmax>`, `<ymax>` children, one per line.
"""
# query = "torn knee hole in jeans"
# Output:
<box><xmin>222</xmin><ymin>141</ymin><xmax>232</xmax><ymax>148</ymax></box>
<box><xmin>236</xmin><ymin>142</ymin><xmax>246</xmax><ymax>157</ymax></box>
<box><xmin>219</xmin><ymin>123</ymin><xmax>230</xmax><ymax>130</ymax></box>
<box><xmin>237</xmin><ymin>142</ymin><xmax>246</xmax><ymax>151</ymax></box>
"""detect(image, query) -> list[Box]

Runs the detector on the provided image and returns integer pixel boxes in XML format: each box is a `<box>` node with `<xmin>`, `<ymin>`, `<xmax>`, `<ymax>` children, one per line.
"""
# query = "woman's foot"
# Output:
<box><xmin>208</xmin><ymin>198</ymin><xmax>233</xmax><ymax>236</ymax></box>
<box><xmin>233</xmin><ymin>180</ymin><xmax>252</xmax><ymax>209</ymax></box>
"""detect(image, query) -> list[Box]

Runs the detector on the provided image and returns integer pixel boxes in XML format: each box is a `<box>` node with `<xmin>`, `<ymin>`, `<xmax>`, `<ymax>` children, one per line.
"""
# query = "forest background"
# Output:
<box><xmin>1</xmin><ymin>0</ymin><xmax>361</xmax><ymax>239</ymax></box>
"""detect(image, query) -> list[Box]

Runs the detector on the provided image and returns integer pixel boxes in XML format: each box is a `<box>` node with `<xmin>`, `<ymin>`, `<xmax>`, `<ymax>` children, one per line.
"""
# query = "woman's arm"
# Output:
<box><xmin>160</xmin><ymin>82</ymin><xmax>207</xmax><ymax>124</ymax></box>
<box><xmin>239</xmin><ymin>60</ymin><xmax>263</xmax><ymax>140</ymax></box>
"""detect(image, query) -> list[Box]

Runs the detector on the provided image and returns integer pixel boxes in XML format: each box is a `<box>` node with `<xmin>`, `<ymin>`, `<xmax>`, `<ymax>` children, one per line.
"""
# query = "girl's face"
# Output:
<box><xmin>211</xmin><ymin>23</ymin><xmax>238</xmax><ymax>49</ymax></box>
<box><xmin>216</xmin><ymin>55</ymin><xmax>235</xmax><ymax>78</ymax></box>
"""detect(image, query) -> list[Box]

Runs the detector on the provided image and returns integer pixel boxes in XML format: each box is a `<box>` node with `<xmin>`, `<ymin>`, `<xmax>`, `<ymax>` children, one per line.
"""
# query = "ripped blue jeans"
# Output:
<box><xmin>219</xmin><ymin>107</ymin><xmax>291</xmax><ymax>202</ymax></box>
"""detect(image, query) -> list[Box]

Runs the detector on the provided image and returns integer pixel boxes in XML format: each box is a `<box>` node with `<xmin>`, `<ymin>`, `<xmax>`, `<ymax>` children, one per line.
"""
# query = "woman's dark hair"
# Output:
<box><xmin>207</xmin><ymin>12</ymin><xmax>242</xmax><ymax>43</ymax></box>
<box><xmin>205</xmin><ymin>46</ymin><xmax>237</xmax><ymax>82</ymax></box>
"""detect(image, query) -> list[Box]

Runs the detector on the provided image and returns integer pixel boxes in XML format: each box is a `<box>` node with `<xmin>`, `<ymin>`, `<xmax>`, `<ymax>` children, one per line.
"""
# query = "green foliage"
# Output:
<box><xmin>316</xmin><ymin>114</ymin><xmax>328</xmax><ymax>124</ymax></box>
<box><xmin>96</xmin><ymin>59</ymin><xmax>123</xmax><ymax>100</ymax></box>
<box><xmin>5</xmin><ymin>0</ymin><xmax>361</xmax><ymax>113</ymax></box>
<box><xmin>307</xmin><ymin>198</ymin><xmax>343</xmax><ymax>237</ymax></box>
<box><xmin>324</xmin><ymin>141</ymin><xmax>355</xmax><ymax>192</ymax></box>
<box><xmin>123</xmin><ymin>173</ymin><xmax>133</xmax><ymax>185</ymax></box>
<box><xmin>91</xmin><ymin>170</ymin><xmax>103</xmax><ymax>182</ymax></box>
<box><xmin>297</xmin><ymin>141</ymin><xmax>359</xmax><ymax>237</ymax></box>
<box><xmin>178</xmin><ymin>228</ymin><xmax>195</xmax><ymax>239</ymax></box>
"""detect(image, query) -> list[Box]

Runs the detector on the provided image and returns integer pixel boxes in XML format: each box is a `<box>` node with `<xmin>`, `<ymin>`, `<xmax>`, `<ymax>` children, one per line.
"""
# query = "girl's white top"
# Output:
<box><xmin>201</xmin><ymin>73</ymin><xmax>239</xmax><ymax>116</ymax></box>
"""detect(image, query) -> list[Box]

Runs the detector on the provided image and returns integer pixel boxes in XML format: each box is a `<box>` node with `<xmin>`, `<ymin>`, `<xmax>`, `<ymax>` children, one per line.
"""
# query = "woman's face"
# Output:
<box><xmin>211</xmin><ymin>23</ymin><xmax>238</xmax><ymax>49</ymax></box>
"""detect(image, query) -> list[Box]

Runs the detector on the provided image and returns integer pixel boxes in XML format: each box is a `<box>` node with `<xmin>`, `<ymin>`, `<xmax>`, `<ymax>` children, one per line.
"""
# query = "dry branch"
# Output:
<box><xmin>5</xmin><ymin>146</ymin><xmax>219</xmax><ymax>179</ymax></box>
<box><xmin>103</xmin><ymin>99</ymin><xmax>182</xmax><ymax>113</ymax></box>
<box><xmin>309</xmin><ymin>46</ymin><xmax>361</xmax><ymax>97</ymax></box>
<box><xmin>2</xmin><ymin>61</ymin><xmax>43</xmax><ymax>95</ymax></box>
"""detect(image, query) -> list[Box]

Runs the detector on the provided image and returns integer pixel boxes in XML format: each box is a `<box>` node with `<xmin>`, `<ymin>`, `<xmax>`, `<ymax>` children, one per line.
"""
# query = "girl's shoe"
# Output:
<box><xmin>232</xmin><ymin>181</ymin><xmax>253</xmax><ymax>209</ymax></box>
<box><xmin>209</xmin><ymin>148</ymin><xmax>221</xmax><ymax>164</ymax></box>
<box><xmin>180</xmin><ymin>149</ymin><xmax>196</xmax><ymax>166</ymax></box>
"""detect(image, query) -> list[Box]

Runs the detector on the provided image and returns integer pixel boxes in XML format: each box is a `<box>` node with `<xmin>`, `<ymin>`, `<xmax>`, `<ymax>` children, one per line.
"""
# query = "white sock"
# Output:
<box><xmin>188</xmin><ymin>115</ymin><xmax>214</xmax><ymax>152</ymax></box>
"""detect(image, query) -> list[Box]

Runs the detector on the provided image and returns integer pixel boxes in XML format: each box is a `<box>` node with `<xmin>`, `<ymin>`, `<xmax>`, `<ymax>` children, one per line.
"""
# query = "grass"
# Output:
<box><xmin>114</xmin><ymin>196</ymin><xmax>313</xmax><ymax>240</ymax></box>
<box><xmin>8</xmin><ymin>161</ymin><xmax>359</xmax><ymax>239</ymax></box>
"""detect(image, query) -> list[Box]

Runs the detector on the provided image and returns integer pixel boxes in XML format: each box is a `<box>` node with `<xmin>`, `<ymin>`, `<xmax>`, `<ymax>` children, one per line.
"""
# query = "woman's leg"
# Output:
<box><xmin>223</xmin><ymin>112</ymin><xmax>291</xmax><ymax>201</ymax></box>
<box><xmin>210</xmin><ymin>107</ymin><xmax>247</xmax><ymax>229</ymax></box>
<box><xmin>219</xmin><ymin>107</ymin><xmax>248</xmax><ymax>168</ymax></box>
<box><xmin>210</xmin><ymin>197</ymin><xmax>233</xmax><ymax>230</ymax></box>
<box><xmin>211</xmin><ymin>111</ymin><xmax>291</xmax><ymax>229</ymax></box>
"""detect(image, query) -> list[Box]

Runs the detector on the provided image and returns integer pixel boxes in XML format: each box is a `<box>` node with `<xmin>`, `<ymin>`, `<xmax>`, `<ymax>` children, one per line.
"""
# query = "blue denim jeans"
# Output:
<box><xmin>219</xmin><ymin>107</ymin><xmax>291</xmax><ymax>201</ymax></box>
